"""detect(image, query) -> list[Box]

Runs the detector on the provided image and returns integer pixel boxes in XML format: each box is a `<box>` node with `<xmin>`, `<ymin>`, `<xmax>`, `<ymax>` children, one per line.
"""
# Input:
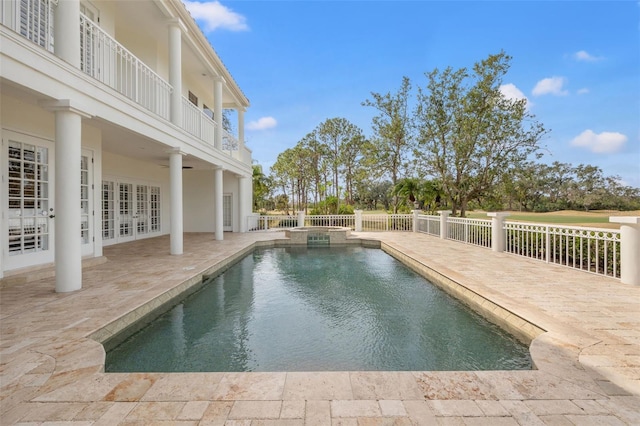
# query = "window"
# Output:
<box><xmin>188</xmin><ymin>91</ymin><xmax>198</xmax><ymax>106</ymax></box>
<box><xmin>203</xmin><ymin>104</ymin><xmax>213</xmax><ymax>119</ymax></box>
<box><xmin>19</xmin><ymin>0</ymin><xmax>54</xmax><ymax>51</ymax></box>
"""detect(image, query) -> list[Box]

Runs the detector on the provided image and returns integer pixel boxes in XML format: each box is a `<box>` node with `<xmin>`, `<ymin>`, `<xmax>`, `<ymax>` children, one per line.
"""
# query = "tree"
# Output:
<box><xmin>362</xmin><ymin>76</ymin><xmax>414</xmax><ymax>212</ymax></box>
<box><xmin>392</xmin><ymin>178</ymin><xmax>421</xmax><ymax>209</ymax></box>
<box><xmin>252</xmin><ymin>164</ymin><xmax>271</xmax><ymax>212</ymax></box>
<box><xmin>414</xmin><ymin>52</ymin><xmax>547</xmax><ymax>216</ymax></box>
<box><xmin>315</xmin><ymin>117</ymin><xmax>365</xmax><ymax>209</ymax></box>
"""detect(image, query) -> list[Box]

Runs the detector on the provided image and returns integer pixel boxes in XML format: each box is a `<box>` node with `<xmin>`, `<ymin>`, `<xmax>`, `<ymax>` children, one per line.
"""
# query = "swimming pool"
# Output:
<box><xmin>105</xmin><ymin>246</ymin><xmax>532</xmax><ymax>372</ymax></box>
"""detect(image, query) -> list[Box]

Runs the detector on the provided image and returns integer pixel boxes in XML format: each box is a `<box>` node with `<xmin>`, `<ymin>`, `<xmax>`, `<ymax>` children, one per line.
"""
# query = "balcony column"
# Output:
<box><xmin>54</xmin><ymin>0</ymin><xmax>80</xmax><ymax>67</ymax></box>
<box><xmin>214</xmin><ymin>167</ymin><xmax>224</xmax><ymax>240</ymax></box>
<box><xmin>214</xmin><ymin>77</ymin><xmax>224</xmax><ymax>150</ymax></box>
<box><xmin>169</xmin><ymin>148</ymin><xmax>186</xmax><ymax>255</ymax></box>
<box><xmin>168</xmin><ymin>19</ymin><xmax>186</xmax><ymax>127</ymax></box>
<box><xmin>40</xmin><ymin>100</ymin><xmax>92</xmax><ymax>292</ymax></box>
<box><xmin>238</xmin><ymin>108</ymin><xmax>245</xmax><ymax>153</ymax></box>
<box><xmin>238</xmin><ymin>175</ymin><xmax>248</xmax><ymax>233</ymax></box>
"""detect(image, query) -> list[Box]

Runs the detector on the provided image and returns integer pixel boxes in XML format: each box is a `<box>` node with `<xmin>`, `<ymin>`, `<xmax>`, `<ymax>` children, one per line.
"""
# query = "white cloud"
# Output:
<box><xmin>532</xmin><ymin>76</ymin><xmax>569</xmax><ymax>96</ymax></box>
<box><xmin>499</xmin><ymin>83</ymin><xmax>531</xmax><ymax>109</ymax></box>
<box><xmin>573</xmin><ymin>50</ymin><xmax>603</xmax><ymax>62</ymax></box>
<box><xmin>247</xmin><ymin>116</ymin><xmax>277</xmax><ymax>131</ymax></box>
<box><xmin>182</xmin><ymin>0</ymin><xmax>248</xmax><ymax>32</ymax></box>
<box><xmin>570</xmin><ymin>129</ymin><xmax>627</xmax><ymax>154</ymax></box>
<box><xmin>577</xmin><ymin>88</ymin><xmax>590</xmax><ymax>95</ymax></box>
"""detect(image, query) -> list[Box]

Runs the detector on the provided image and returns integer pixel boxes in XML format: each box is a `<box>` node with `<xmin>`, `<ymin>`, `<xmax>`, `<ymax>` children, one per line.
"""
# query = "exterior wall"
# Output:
<box><xmin>183</xmin><ymin>170</ymin><xmax>245</xmax><ymax>233</ymax></box>
<box><xmin>183</xmin><ymin>170</ymin><xmax>215</xmax><ymax>233</ymax></box>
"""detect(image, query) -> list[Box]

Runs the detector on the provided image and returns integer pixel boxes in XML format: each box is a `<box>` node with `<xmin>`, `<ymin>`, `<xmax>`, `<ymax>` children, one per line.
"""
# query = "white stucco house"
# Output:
<box><xmin>0</xmin><ymin>0</ymin><xmax>253</xmax><ymax>291</ymax></box>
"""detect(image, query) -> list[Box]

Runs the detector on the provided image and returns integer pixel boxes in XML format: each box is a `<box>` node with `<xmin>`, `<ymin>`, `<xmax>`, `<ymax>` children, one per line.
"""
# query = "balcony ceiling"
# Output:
<box><xmin>111</xmin><ymin>0</ymin><xmax>239</xmax><ymax>107</ymax></box>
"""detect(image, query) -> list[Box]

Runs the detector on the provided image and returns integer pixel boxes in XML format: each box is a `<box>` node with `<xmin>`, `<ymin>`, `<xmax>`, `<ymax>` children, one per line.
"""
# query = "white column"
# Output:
<box><xmin>488</xmin><ymin>212</ymin><xmax>510</xmax><ymax>252</ymax></box>
<box><xmin>238</xmin><ymin>108</ymin><xmax>245</xmax><ymax>153</ymax></box>
<box><xmin>412</xmin><ymin>209</ymin><xmax>419</xmax><ymax>233</ymax></box>
<box><xmin>238</xmin><ymin>175</ymin><xmax>247</xmax><ymax>233</ymax></box>
<box><xmin>168</xmin><ymin>19</ymin><xmax>185</xmax><ymax>127</ymax></box>
<box><xmin>439</xmin><ymin>210</ymin><xmax>452</xmax><ymax>239</ymax></box>
<box><xmin>54</xmin><ymin>0</ymin><xmax>80</xmax><ymax>67</ymax></box>
<box><xmin>40</xmin><ymin>100</ymin><xmax>91</xmax><ymax>293</ymax></box>
<box><xmin>55</xmin><ymin>110</ymin><xmax>82</xmax><ymax>292</ymax></box>
<box><xmin>297</xmin><ymin>211</ymin><xmax>305</xmax><ymax>228</ymax></box>
<box><xmin>169</xmin><ymin>149</ymin><xmax>185</xmax><ymax>255</ymax></box>
<box><xmin>214</xmin><ymin>167</ymin><xmax>224</xmax><ymax>240</ymax></box>
<box><xmin>214</xmin><ymin>77</ymin><xmax>224</xmax><ymax>150</ymax></box>
<box><xmin>610</xmin><ymin>216</ymin><xmax>640</xmax><ymax>286</ymax></box>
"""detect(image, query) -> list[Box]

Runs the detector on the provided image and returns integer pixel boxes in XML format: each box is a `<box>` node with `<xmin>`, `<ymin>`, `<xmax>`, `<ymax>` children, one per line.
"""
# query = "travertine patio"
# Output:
<box><xmin>1</xmin><ymin>231</ymin><xmax>639</xmax><ymax>425</ymax></box>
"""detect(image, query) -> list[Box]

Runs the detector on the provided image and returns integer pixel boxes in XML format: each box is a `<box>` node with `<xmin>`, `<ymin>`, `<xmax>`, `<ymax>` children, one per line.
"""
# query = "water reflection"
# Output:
<box><xmin>106</xmin><ymin>247</ymin><xmax>531</xmax><ymax>372</ymax></box>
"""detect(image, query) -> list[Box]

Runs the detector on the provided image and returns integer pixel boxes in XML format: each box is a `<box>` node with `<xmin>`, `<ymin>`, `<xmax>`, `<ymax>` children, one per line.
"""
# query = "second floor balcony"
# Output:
<box><xmin>1</xmin><ymin>0</ymin><xmax>249</xmax><ymax>164</ymax></box>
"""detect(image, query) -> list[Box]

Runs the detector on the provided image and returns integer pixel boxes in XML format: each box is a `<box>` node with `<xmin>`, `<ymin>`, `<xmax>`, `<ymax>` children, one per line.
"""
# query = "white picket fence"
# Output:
<box><xmin>248</xmin><ymin>212</ymin><xmax>629</xmax><ymax>281</ymax></box>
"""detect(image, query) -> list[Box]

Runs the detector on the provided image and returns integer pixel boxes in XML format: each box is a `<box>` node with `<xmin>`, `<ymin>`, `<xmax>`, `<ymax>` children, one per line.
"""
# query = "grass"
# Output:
<box><xmin>465</xmin><ymin>210</ymin><xmax>640</xmax><ymax>229</ymax></box>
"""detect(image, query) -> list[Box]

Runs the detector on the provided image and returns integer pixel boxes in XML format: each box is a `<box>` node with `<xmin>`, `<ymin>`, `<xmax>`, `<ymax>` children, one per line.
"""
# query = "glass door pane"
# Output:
<box><xmin>119</xmin><ymin>183</ymin><xmax>133</xmax><ymax>238</ymax></box>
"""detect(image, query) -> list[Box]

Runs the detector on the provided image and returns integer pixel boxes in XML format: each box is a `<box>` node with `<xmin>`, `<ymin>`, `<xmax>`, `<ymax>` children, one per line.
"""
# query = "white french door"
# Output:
<box><xmin>102</xmin><ymin>178</ymin><xmax>161</xmax><ymax>246</ymax></box>
<box><xmin>3</xmin><ymin>131</ymin><xmax>54</xmax><ymax>270</ymax></box>
<box><xmin>223</xmin><ymin>193</ymin><xmax>233</xmax><ymax>232</ymax></box>
<box><xmin>80</xmin><ymin>149</ymin><xmax>94</xmax><ymax>256</ymax></box>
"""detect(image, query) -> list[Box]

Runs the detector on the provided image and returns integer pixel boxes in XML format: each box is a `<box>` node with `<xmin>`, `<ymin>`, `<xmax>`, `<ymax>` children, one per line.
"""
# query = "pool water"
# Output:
<box><xmin>105</xmin><ymin>246</ymin><xmax>532</xmax><ymax>372</ymax></box>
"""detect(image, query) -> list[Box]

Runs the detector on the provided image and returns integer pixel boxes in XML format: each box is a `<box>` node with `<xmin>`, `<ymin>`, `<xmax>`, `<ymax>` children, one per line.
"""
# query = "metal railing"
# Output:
<box><xmin>248</xmin><ymin>215</ymin><xmax>298</xmax><ymax>231</ymax></box>
<box><xmin>79</xmin><ymin>14</ymin><xmax>172</xmax><ymax>119</ymax></box>
<box><xmin>362</xmin><ymin>214</ymin><xmax>413</xmax><ymax>231</ymax></box>
<box><xmin>306</xmin><ymin>215</ymin><xmax>355</xmax><ymax>228</ymax></box>
<box><xmin>504</xmin><ymin>222</ymin><xmax>620</xmax><ymax>278</ymax></box>
<box><xmin>182</xmin><ymin>97</ymin><xmax>216</xmax><ymax>143</ymax></box>
<box><xmin>447</xmin><ymin>217</ymin><xmax>492</xmax><ymax>248</ymax></box>
<box><xmin>247</xmin><ymin>212</ymin><xmax>624</xmax><ymax>280</ymax></box>
<box><xmin>416</xmin><ymin>214</ymin><xmax>440</xmax><ymax>236</ymax></box>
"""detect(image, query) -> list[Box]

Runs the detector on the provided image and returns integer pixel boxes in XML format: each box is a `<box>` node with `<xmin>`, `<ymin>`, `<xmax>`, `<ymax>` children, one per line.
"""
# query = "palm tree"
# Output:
<box><xmin>392</xmin><ymin>178</ymin><xmax>421</xmax><ymax>210</ymax></box>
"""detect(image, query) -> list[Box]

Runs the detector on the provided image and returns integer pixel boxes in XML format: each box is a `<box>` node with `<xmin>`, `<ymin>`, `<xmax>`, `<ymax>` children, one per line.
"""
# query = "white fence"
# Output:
<box><xmin>248</xmin><ymin>211</ymin><xmax>634</xmax><ymax>282</ymax></box>
<box><xmin>79</xmin><ymin>14</ymin><xmax>172</xmax><ymax>120</ymax></box>
<box><xmin>447</xmin><ymin>217</ymin><xmax>492</xmax><ymax>248</ymax></box>
<box><xmin>504</xmin><ymin>222</ymin><xmax>620</xmax><ymax>278</ymax></box>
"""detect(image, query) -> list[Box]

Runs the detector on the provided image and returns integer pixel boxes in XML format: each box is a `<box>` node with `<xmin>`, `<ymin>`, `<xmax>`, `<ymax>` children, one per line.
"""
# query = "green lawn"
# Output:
<box><xmin>463</xmin><ymin>210</ymin><xmax>640</xmax><ymax>228</ymax></box>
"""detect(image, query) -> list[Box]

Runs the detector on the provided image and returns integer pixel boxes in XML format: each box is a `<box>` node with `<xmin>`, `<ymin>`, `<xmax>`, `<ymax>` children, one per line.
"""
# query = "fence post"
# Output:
<box><xmin>412</xmin><ymin>210</ymin><xmax>419</xmax><ymax>233</ymax></box>
<box><xmin>438</xmin><ymin>211</ymin><xmax>451</xmax><ymax>239</ymax></box>
<box><xmin>488</xmin><ymin>212</ymin><xmax>510</xmax><ymax>252</ymax></box>
<box><xmin>609</xmin><ymin>216</ymin><xmax>640</xmax><ymax>285</ymax></box>
<box><xmin>297</xmin><ymin>211</ymin><xmax>305</xmax><ymax>228</ymax></box>
<box><xmin>355</xmin><ymin>210</ymin><xmax>363</xmax><ymax>232</ymax></box>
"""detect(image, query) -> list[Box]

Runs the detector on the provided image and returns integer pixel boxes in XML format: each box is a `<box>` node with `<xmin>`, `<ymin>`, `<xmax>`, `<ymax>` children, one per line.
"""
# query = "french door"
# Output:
<box><xmin>223</xmin><ymin>193</ymin><xmax>233</xmax><ymax>231</ymax></box>
<box><xmin>3</xmin><ymin>131</ymin><xmax>54</xmax><ymax>270</ymax></box>
<box><xmin>102</xmin><ymin>178</ymin><xmax>161</xmax><ymax>245</ymax></box>
<box><xmin>80</xmin><ymin>150</ymin><xmax>94</xmax><ymax>256</ymax></box>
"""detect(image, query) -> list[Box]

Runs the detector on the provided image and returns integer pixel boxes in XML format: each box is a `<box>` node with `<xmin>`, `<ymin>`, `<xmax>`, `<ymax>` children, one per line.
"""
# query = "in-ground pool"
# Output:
<box><xmin>105</xmin><ymin>246</ymin><xmax>532</xmax><ymax>372</ymax></box>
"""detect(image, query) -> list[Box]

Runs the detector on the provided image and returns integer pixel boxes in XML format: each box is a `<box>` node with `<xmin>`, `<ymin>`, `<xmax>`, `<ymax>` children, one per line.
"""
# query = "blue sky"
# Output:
<box><xmin>183</xmin><ymin>0</ymin><xmax>640</xmax><ymax>187</ymax></box>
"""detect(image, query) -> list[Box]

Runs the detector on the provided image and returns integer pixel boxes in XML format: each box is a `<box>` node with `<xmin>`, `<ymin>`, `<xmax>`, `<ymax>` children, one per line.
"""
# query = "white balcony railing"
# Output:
<box><xmin>6</xmin><ymin>3</ymin><xmax>249</xmax><ymax>163</ymax></box>
<box><xmin>182</xmin><ymin>97</ymin><xmax>216</xmax><ymax>143</ymax></box>
<box><xmin>79</xmin><ymin>14</ymin><xmax>172</xmax><ymax>120</ymax></box>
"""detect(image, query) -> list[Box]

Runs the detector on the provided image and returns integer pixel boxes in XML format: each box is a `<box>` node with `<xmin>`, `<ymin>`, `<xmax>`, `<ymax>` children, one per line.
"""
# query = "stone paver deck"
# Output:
<box><xmin>1</xmin><ymin>231</ymin><xmax>639</xmax><ymax>425</ymax></box>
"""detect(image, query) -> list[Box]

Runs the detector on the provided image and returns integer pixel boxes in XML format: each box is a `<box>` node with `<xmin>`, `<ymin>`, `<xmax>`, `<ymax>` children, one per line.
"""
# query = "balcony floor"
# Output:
<box><xmin>1</xmin><ymin>231</ymin><xmax>639</xmax><ymax>424</ymax></box>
